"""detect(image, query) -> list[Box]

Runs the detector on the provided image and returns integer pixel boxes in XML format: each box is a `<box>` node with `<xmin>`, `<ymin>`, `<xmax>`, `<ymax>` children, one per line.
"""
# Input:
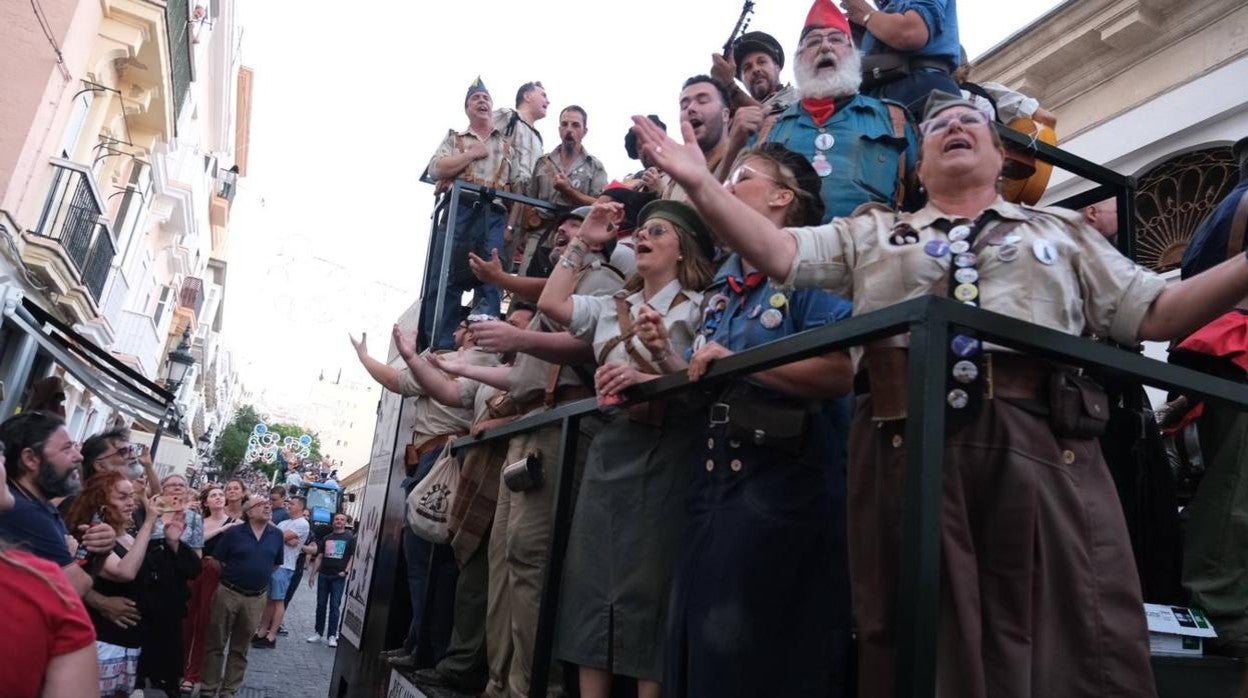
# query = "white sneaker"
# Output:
<box><xmin>327</xmin><ymin>636</ymin><xmax>338</xmax><ymax>648</ymax></box>
<box><xmin>306</xmin><ymin>633</ymin><xmax>322</xmax><ymax>643</ymax></box>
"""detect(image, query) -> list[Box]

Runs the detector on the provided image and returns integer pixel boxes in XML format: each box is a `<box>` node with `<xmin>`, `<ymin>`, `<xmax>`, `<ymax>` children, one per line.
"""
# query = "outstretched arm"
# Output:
<box><xmin>630</xmin><ymin>117</ymin><xmax>797</xmax><ymax>280</ymax></box>
<box><xmin>428</xmin><ymin>352</ymin><xmax>514</xmax><ymax>392</ymax></box>
<box><xmin>537</xmin><ymin>201</ymin><xmax>622</xmax><ymax>326</ymax></box>
<box><xmin>392</xmin><ymin>326</ymin><xmax>467</xmax><ymax>408</ymax></box>
<box><xmin>1138</xmin><ymin>255</ymin><xmax>1248</xmax><ymax>341</ymax></box>
<box><xmin>468</xmin><ymin>320</ymin><xmax>595</xmax><ymax>365</ymax></box>
<box><xmin>350</xmin><ymin>333</ymin><xmax>401</xmax><ymax>393</ymax></box>
<box><xmin>469</xmin><ymin>250</ymin><xmax>548</xmax><ymax>302</ymax></box>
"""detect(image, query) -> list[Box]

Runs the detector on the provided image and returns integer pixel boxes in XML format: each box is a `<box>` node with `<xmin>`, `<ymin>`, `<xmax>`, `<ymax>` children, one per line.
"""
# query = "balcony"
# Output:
<box><xmin>179</xmin><ymin>276</ymin><xmax>204</xmax><ymax>317</ymax></box>
<box><xmin>111</xmin><ymin>309</ymin><xmax>163</xmax><ymax>379</ymax></box>
<box><xmin>20</xmin><ymin>159</ymin><xmax>119</xmax><ymax>323</ymax></box>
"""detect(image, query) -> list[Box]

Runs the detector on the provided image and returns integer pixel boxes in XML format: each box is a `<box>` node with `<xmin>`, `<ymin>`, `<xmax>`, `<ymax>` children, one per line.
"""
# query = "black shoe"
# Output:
<box><xmin>412</xmin><ymin>668</ymin><xmax>485</xmax><ymax>693</ymax></box>
<box><xmin>276</xmin><ymin>625</ymin><xmax>289</xmax><ymax>636</ymax></box>
<box><xmin>250</xmin><ymin>636</ymin><xmax>276</xmax><ymax>649</ymax></box>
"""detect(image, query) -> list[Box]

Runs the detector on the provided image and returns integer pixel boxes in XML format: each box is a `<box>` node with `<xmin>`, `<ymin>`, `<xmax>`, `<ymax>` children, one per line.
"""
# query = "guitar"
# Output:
<box><xmin>722</xmin><ymin>1</ymin><xmax>756</xmax><ymax>56</ymax></box>
<box><xmin>1001</xmin><ymin>117</ymin><xmax>1057</xmax><ymax>206</ymax></box>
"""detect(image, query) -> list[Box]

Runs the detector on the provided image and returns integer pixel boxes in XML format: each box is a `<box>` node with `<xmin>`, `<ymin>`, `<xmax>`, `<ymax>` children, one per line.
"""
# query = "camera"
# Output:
<box><xmin>502</xmin><ymin>452</ymin><xmax>543</xmax><ymax>493</ymax></box>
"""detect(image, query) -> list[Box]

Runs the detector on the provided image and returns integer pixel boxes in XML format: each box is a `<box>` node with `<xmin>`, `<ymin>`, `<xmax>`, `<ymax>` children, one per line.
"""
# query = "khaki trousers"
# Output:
<box><xmin>849</xmin><ymin>396</ymin><xmax>1156</xmax><ymax>698</ymax></box>
<box><xmin>201</xmin><ymin>585</ymin><xmax>267</xmax><ymax>696</ymax></box>
<box><xmin>485</xmin><ymin>420</ymin><xmax>589</xmax><ymax>698</ymax></box>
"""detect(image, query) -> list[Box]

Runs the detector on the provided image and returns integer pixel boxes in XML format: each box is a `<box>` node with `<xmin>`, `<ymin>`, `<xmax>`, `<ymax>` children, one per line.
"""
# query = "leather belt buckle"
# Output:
<box><xmin>709</xmin><ymin>403</ymin><xmax>730</xmax><ymax>426</ymax></box>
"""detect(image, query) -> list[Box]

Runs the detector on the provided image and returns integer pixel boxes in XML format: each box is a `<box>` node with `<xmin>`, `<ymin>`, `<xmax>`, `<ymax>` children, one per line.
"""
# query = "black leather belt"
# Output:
<box><xmin>219</xmin><ymin>578</ymin><xmax>266</xmax><ymax>597</ymax></box>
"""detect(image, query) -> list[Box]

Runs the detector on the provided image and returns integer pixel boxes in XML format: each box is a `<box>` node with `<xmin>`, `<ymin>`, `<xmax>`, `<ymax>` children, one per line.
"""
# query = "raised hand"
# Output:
<box><xmin>392</xmin><ymin>325</ymin><xmax>418</xmax><ymax>362</ymax></box>
<box><xmin>577</xmin><ymin>200</ymin><xmax>625</xmax><ymax>247</ymax></box>
<box><xmin>710</xmin><ymin>52</ymin><xmax>737</xmax><ymax>87</ymax></box>
<box><xmin>468</xmin><ymin>249</ymin><xmax>506</xmax><ymax>284</ymax></box>
<box><xmin>630</xmin><ymin>116</ymin><xmax>709</xmax><ymax>189</ymax></box>
<box><xmin>634</xmin><ymin>305</ymin><xmax>672</xmax><ymax>356</ymax></box>
<box><xmin>428</xmin><ymin>350</ymin><xmax>470</xmax><ymax>376</ymax></box>
<box><xmin>729</xmin><ymin>105</ymin><xmax>766</xmax><ymax>141</ymax></box>
<box><xmin>349</xmin><ymin>332</ymin><xmax>368</xmax><ymax>358</ymax></box>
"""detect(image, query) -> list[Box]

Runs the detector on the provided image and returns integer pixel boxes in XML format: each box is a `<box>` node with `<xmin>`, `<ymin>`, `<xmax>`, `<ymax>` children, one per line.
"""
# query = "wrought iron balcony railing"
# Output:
<box><xmin>32</xmin><ymin>158</ymin><xmax>117</xmax><ymax>302</ymax></box>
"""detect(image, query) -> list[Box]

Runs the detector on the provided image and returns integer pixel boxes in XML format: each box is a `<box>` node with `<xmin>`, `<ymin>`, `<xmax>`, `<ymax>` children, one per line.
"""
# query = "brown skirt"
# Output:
<box><xmin>848</xmin><ymin>395</ymin><xmax>1157</xmax><ymax>698</ymax></box>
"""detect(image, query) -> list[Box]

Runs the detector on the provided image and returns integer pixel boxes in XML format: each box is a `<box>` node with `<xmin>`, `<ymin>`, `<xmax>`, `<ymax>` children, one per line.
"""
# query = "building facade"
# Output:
<box><xmin>0</xmin><ymin>0</ymin><xmax>251</xmax><ymax>477</ymax></box>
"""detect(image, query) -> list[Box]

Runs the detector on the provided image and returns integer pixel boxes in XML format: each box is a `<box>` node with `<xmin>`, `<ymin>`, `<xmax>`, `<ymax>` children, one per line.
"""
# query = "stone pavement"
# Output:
<box><xmin>232</xmin><ymin>580</ymin><xmax>335</xmax><ymax>698</ymax></box>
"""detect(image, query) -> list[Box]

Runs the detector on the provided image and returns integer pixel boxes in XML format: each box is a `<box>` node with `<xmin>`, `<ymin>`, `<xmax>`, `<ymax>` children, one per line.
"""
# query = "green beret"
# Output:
<box><xmin>638</xmin><ymin>200</ymin><xmax>715</xmax><ymax>263</ymax></box>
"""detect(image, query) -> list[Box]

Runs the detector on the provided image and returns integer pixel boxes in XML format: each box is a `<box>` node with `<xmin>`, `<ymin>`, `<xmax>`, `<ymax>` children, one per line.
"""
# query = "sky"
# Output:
<box><xmin>222</xmin><ymin>0</ymin><xmax>1065</xmax><ymax>469</ymax></box>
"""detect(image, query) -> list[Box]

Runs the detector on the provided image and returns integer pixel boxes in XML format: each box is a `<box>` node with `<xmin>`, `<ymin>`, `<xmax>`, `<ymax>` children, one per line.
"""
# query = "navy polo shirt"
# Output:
<box><xmin>1182</xmin><ymin>180</ymin><xmax>1248</xmax><ymax>279</ymax></box>
<box><xmin>0</xmin><ymin>483</ymin><xmax>73</xmax><ymax>566</ymax></box>
<box><xmin>212</xmin><ymin>521</ymin><xmax>284</xmax><ymax>592</ymax></box>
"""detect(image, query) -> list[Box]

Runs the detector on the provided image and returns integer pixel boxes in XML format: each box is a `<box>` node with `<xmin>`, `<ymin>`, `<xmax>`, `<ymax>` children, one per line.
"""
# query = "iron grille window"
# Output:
<box><xmin>1134</xmin><ymin>146</ymin><xmax>1238</xmax><ymax>272</ymax></box>
<box><xmin>166</xmin><ymin>0</ymin><xmax>193</xmax><ymax>123</ymax></box>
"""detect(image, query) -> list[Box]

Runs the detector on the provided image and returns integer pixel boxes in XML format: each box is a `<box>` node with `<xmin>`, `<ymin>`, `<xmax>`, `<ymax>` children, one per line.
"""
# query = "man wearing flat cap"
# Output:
<box><xmin>422</xmin><ymin>77</ymin><xmax>525</xmax><ymax>351</ymax></box>
<box><xmin>1176</xmin><ymin>135</ymin><xmax>1248</xmax><ymax>657</ymax></box>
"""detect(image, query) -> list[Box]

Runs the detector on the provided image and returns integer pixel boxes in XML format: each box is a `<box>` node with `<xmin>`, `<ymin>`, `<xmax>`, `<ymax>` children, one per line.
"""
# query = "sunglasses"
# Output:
<box><xmin>726</xmin><ymin>164</ymin><xmax>788</xmax><ymax>189</ymax></box>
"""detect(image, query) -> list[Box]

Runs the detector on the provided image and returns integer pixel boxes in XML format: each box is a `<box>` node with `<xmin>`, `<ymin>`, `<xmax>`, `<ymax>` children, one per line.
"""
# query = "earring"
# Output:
<box><xmin>677</xmin><ymin>255</ymin><xmax>684</xmax><ymax>261</ymax></box>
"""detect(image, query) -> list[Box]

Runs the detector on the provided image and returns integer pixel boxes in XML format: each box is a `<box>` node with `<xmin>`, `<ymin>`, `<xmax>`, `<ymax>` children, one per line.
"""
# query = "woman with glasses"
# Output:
<box><xmin>628</xmin><ymin>144</ymin><xmax>854</xmax><ymax>698</ymax></box>
<box><xmin>537</xmin><ymin>200</ymin><xmax>715</xmax><ymax>698</ymax></box>
<box><xmin>623</xmin><ymin>90</ymin><xmax>1248</xmax><ymax>697</ymax></box>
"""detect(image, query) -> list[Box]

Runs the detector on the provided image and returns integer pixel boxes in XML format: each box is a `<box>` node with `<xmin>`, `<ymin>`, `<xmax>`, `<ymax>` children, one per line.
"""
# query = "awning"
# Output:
<box><xmin>3</xmin><ymin>289</ymin><xmax>173</xmax><ymax>426</ymax></box>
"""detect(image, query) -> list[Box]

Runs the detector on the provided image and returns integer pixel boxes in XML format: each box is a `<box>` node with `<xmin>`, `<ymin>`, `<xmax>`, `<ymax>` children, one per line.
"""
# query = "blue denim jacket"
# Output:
<box><xmin>860</xmin><ymin>0</ymin><xmax>959</xmax><ymax>66</ymax></box>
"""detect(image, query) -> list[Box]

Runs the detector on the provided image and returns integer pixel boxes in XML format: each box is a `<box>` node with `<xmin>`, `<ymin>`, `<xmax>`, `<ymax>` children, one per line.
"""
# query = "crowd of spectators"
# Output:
<box><xmin>0</xmin><ymin>411</ymin><xmax>356</xmax><ymax>697</ymax></box>
<box><xmin>345</xmin><ymin>1</ymin><xmax>1248</xmax><ymax>697</ymax></box>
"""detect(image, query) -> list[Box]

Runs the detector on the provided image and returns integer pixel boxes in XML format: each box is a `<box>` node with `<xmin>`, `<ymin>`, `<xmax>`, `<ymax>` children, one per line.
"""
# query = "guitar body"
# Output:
<box><xmin>1001</xmin><ymin>117</ymin><xmax>1057</xmax><ymax>206</ymax></box>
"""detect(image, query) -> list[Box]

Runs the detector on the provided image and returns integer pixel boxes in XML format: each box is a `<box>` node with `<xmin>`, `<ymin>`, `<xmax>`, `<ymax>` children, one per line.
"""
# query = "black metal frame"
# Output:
<box><xmin>448</xmin><ymin>296</ymin><xmax>1248</xmax><ymax>698</ymax></box>
<box><xmin>422</xmin><ymin>179</ymin><xmax>562</xmax><ymax>349</ymax></box>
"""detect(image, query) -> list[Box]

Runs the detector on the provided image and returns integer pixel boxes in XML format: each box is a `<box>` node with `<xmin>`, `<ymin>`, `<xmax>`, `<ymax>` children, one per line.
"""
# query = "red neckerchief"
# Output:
<box><xmin>727</xmin><ymin>271</ymin><xmax>766</xmax><ymax>296</ymax></box>
<box><xmin>801</xmin><ymin>97</ymin><xmax>838</xmax><ymax>127</ymax></box>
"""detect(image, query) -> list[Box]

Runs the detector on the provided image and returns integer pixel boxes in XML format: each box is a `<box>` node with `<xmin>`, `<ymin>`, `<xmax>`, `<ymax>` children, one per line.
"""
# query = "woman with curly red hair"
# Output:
<box><xmin>66</xmin><ymin>470</ymin><xmax>158</xmax><ymax>697</ymax></box>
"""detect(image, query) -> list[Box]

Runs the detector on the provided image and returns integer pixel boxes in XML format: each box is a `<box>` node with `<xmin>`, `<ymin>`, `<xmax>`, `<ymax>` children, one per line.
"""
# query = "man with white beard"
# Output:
<box><xmin>756</xmin><ymin>0</ymin><xmax>917</xmax><ymax>222</ymax></box>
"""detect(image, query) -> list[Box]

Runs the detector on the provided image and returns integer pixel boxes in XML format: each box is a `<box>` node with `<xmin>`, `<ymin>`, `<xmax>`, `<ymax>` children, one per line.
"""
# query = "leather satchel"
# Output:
<box><xmin>1048</xmin><ymin>370</ymin><xmax>1109</xmax><ymax>439</ymax></box>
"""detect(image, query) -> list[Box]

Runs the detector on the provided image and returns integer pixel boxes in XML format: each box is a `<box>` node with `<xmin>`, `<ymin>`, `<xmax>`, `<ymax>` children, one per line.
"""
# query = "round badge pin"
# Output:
<box><xmin>954</xmin><ymin>267</ymin><xmax>979</xmax><ymax>284</ymax></box>
<box><xmin>692</xmin><ymin>334</ymin><xmax>707</xmax><ymax>351</ymax></box>
<box><xmin>812</xmin><ymin>154</ymin><xmax>833</xmax><ymax>177</ymax></box>
<box><xmin>768</xmin><ymin>292</ymin><xmax>787</xmax><ymax>309</ymax></box>
<box><xmin>951</xmin><ymin>360</ymin><xmax>978</xmax><ymax>383</ymax></box>
<box><xmin>814</xmin><ymin>132</ymin><xmax>835</xmax><ymax>150</ymax></box>
<box><xmin>1004</xmin><ymin>233</ymin><xmax>1022</xmax><ymax>244</ymax></box>
<box><xmin>946</xmin><ymin>388</ymin><xmax>970</xmax><ymax>409</ymax></box>
<box><xmin>924</xmin><ymin>240</ymin><xmax>950</xmax><ymax>257</ymax></box>
<box><xmin>997</xmin><ymin>244</ymin><xmax>1019</xmax><ymax>262</ymax></box>
<box><xmin>950</xmin><ymin>334</ymin><xmax>980</xmax><ymax>358</ymax></box>
<box><xmin>948</xmin><ymin>224</ymin><xmax>972</xmax><ymax>242</ymax></box>
<box><xmin>759</xmin><ymin>308</ymin><xmax>783</xmax><ymax>329</ymax></box>
<box><xmin>954</xmin><ymin>252</ymin><xmax>978</xmax><ymax>268</ymax></box>
<box><xmin>949</xmin><ymin>240</ymin><xmax>971</xmax><ymax>254</ymax></box>
<box><xmin>953</xmin><ymin>283</ymin><xmax>979</xmax><ymax>302</ymax></box>
<box><xmin>1032</xmin><ymin>239</ymin><xmax>1057</xmax><ymax>265</ymax></box>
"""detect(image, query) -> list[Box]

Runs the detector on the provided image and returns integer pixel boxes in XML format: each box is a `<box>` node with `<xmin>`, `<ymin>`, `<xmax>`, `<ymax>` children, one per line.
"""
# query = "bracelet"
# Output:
<box><xmin>559</xmin><ymin>255</ymin><xmax>578</xmax><ymax>269</ymax></box>
<box><xmin>862</xmin><ymin>11</ymin><xmax>873</xmax><ymax>25</ymax></box>
<box><xmin>566</xmin><ymin>238</ymin><xmax>588</xmax><ymax>256</ymax></box>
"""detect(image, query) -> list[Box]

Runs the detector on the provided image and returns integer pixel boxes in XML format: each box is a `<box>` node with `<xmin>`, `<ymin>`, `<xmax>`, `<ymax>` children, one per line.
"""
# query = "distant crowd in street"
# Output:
<box><xmin>0</xmin><ymin>407</ymin><xmax>356</xmax><ymax>698</ymax></box>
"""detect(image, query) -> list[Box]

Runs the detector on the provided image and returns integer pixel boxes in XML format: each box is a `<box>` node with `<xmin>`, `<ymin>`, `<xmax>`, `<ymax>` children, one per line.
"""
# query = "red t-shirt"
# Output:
<box><xmin>0</xmin><ymin>549</ymin><xmax>96</xmax><ymax>697</ymax></box>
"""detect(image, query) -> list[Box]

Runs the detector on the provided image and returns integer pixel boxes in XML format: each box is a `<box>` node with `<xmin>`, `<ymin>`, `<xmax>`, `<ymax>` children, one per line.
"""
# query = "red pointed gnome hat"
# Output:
<box><xmin>802</xmin><ymin>0</ymin><xmax>851</xmax><ymax>38</ymax></box>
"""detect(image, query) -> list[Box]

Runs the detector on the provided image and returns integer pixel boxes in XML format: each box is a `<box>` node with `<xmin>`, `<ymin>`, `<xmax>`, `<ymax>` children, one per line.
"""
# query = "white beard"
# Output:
<box><xmin>795</xmin><ymin>49</ymin><xmax>863</xmax><ymax>99</ymax></box>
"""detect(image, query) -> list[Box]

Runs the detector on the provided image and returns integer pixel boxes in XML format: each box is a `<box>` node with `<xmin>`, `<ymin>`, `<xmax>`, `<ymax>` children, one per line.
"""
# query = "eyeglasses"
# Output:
<box><xmin>726</xmin><ymin>164</ymin><xmax>788</xmax><ymax>189</ymax></box>
<box><xmin>637</xmin><ymin>222</ymin><xmax>674</xmax><ymax>240</ymax></box>
<box><xmin>918</xmin><ymin>109</ymin><xmax>992</xmax><ymax>137</ymax></box>
<box><xmin>799</xmin><ymin>31</ymin><xmax>851</xmax><ymax>52</ymax></box>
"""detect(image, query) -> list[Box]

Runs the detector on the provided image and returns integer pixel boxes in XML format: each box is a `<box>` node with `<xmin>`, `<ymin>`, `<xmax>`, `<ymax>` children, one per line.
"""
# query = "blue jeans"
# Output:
<box><xmin>866</xmin><ymin>67</ymin><xmax>960</xmax><ymax>119</ymax></box>
<box><xmin>400</xmin><ymin>446</ymin><xmax>459</xmax><ymax>661</ymax></box>
<box><xmin>315</xmin><ymin>572</ymin><xmax>347</xmax><ymax>637</ymax></box>
<box><xmin>419</xmin><ymin>198</ymin><xmax>507</xmax><ymax>351</ymax></box>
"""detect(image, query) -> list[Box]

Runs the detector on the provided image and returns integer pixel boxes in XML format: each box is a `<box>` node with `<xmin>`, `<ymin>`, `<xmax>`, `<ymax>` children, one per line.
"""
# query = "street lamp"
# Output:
<box><xmin>164</xmin><ymin>328</ymin><xmax>195</xmax><ymax>390</ymax></box>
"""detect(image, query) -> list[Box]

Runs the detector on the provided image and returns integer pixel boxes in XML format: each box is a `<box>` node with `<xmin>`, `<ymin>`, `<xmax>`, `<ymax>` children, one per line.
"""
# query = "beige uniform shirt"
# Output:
<box><xmin>569</xmin><ymin>279</ymin><xmax>704</xmax><ymax>367</ymax></box>
<box><xmin>397</xmin><ymin>349</ymin><xmax>500</xmax><ymax>442</ymax></box>
<box><xmin>781</xmin><ymin>198</ymin><xmax>1167</xmax><ymax>346</ymax></box>
<box><xmin>427</xmin><ymin>125</ymin><xmax>522</xmax><ymax>190</ymax></box>
<box><xmin>456</xmin><ymin>377</ymin><xmax>499</xmax><ymax>425</ymax></box>
<box><xmin>507</xmin><ymin>260</ymin><xmax>627</xmax><ymax>407</ymax></box>
<box><xmin>493</xmin><ymin>108</ymin><xmax>543</xmax><ymax>188</ymax></box>
<box><xmin>527</xmin><ymin>148</ymin><xmax>609</xmax><ymax>207</ymax></box>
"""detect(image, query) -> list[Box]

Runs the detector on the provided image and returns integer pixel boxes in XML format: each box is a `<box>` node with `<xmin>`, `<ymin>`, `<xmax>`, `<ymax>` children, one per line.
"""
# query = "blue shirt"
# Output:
<box><xmin>0</xmin><ymin>483</ymin><xmax>72</xmax><ymax>566</ymax></box>
<box><xmin>212</xmin><ymin>521</ymin><xmax>284</xmax><ymax>592</ymax></box>
<box><xmin>695</xmin><ymin>255</ymin><xmax>854</xmax><ymax>469</ymax></box>
<box><xmin>860</xmin><ymin>0</ymin><xmax>959</xmax><ymax>65</ymax></box>
<box><xmin>271</xmin><ymin>506</ymin><xmax>290</xmax><ymax>525</ymax></box>
<box><xmin>1182</xmin><ymin>180</ymin><xmax>1248</xmax><ymax>279</ymax></box>
<box><xmin>759</xmin><ymin>94</ymin><xmax>918</xmax><ymax>223</ymax></box>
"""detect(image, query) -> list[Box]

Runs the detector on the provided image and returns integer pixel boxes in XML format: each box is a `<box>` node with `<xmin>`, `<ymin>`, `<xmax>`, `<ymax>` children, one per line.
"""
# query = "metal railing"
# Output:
<box><xmin>32</xmin><ymin>158</ymin><xmax>117</xmax><ymax>302</ymax></box>
<box><xmin>421</xmin><ymin>179</ymin><xmax>564</xmax><ymax>349</ymax></box>
<box><xmin>449</xmin><ymin>295</ymin><xmax>1248</xmax><ymax>698</ymax></box>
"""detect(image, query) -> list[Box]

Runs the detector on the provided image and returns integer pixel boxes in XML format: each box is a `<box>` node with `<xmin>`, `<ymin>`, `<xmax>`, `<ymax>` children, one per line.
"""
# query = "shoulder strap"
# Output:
<box><xmin>1224</xmin><ymin>188</ymin><xmax>1248</xmax><ymax>261</ymax></box>
<box><xmin>886</xmin><ymin>103</ymin><xmax>910</xmax><ymax>209</ymax></box>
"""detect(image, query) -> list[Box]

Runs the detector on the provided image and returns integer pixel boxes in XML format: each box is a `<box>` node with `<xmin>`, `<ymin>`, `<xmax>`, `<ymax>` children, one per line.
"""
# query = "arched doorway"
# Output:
<box><xmin>1133</xmin><ymin>146</ymin><xmax>1238</xmax><ymax>272</ymax></box>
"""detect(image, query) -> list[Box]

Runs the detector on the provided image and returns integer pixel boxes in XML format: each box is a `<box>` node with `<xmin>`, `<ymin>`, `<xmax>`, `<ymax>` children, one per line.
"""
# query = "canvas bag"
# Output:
<box><xmin>406</xmin><ymin>447</ymin><xmax>459</xmax><ymax>544</ymax></box>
